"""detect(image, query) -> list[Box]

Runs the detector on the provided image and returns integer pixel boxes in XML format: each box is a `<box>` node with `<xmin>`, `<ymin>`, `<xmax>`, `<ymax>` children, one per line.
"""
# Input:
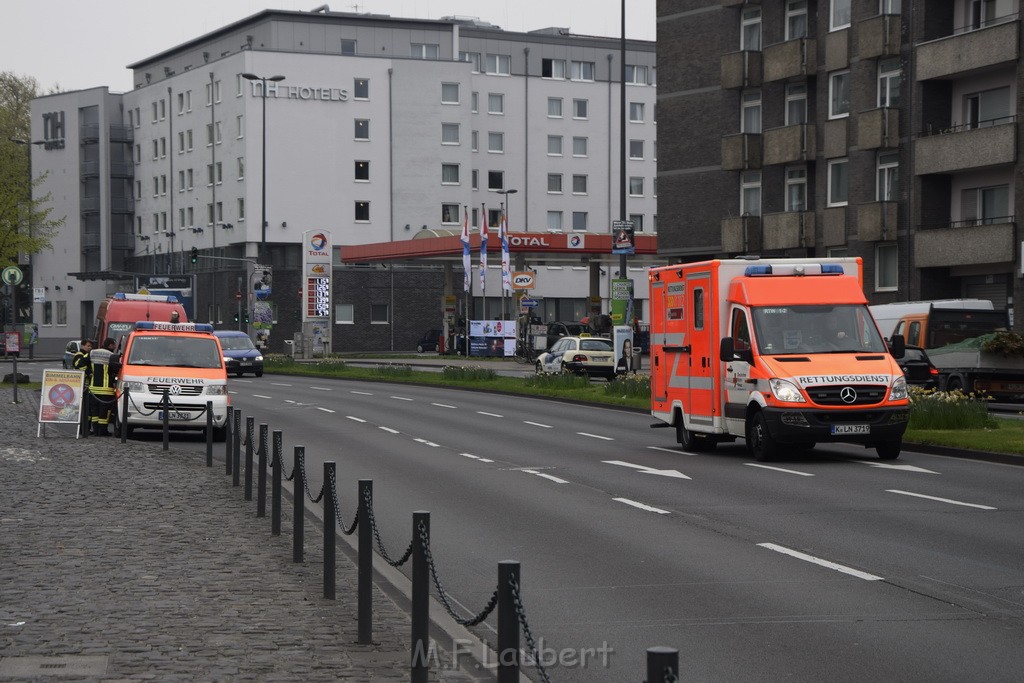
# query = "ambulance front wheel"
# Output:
<box><xmin>746</xmin><ymin>411</ymin><xmax>778</xmax><ymax>462</ymax></box>
<box><xmin>876</xmin><ymin>440</ymin><xmax>901</xmax><ymax>460</ymax></box>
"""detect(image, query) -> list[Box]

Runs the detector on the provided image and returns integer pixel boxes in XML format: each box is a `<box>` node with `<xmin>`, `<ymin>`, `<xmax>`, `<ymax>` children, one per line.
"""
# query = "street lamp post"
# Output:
<box><xmin>241</xmin><ymin>73</ymin><xmax>285</xmax><ymax>267</ymax></box>
<box><xmin>9</xmin><ymin>137</ymin><xmax>45</xmax><ymax>356</ymax></box>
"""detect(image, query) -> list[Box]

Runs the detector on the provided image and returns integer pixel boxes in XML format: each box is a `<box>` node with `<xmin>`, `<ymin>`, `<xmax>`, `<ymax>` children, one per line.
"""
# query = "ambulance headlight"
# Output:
<box><xmin>888</xmin><ymin>376</ymin><xmax>908</xmax><ymax>402</ymax></box>
<box><xmin>122</xmin><ymin>381</ymin><xmax>146</xmax><ymax>394</ymax></box>
<box><xmin>206</xmin><ymin>385</ymin><xmax>228</xmax><ymax>396</ymax></box>
<box><xmin>769</xmin><ymin>378</ymin><xmax>806</xmax><ymax>403</ymax></box>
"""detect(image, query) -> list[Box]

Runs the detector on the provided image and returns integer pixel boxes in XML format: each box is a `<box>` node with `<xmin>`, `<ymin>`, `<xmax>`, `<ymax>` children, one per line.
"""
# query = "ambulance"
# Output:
<box><xmin>649</xmin><ymin>257</ymin><xmax>909</xmax><ymax>461</ymax></box>
<box><xmin>96</xmin><ymin>293</ymin><xmax>188</xmax><ymax>345</ymax></box>
<box><xmin>114</xmin><ymin>321</ymin><xmax>230</xmax><ymax>441</ymax></box>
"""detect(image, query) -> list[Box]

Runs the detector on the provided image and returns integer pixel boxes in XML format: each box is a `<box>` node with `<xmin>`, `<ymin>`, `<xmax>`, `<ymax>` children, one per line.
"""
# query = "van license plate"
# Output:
<box><xmin>831</xmin><ymin>424</ymin><xmax>869</xmax><ymax>435</ymax></box>
<box><xmin>159</xmin><ymin>410</ymin><xmax>192</xmax><ymax>421</ymax></box>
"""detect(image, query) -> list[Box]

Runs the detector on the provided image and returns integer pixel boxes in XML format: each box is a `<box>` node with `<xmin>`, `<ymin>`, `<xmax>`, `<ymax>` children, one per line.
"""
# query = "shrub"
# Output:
<box><xmin>603</xmin><ymin>373</ymin><xmax>650</xmax><ymax>398</ymax></box>
<box><xmin>441</xmin><ymin>365</ymin><xmax>497</xmax><ymax>381</ymax></box>
<box><xmin>524</xmin><ymin>371</ymin><xmax>592</xmax><ymax>390</ymax></box>
<box><xmin>372</xmin><ymin>363</ymin><xmax>412</xmax><ymax>378</ymax></box>
<box><xmin>907</xmin><ymin>386</ymin><xmax>996</xmax><ymax>430</ymax></box>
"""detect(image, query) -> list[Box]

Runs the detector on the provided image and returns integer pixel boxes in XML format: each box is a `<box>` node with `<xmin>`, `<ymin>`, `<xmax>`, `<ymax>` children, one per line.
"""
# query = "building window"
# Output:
<box><xmin>875</xmin><ymin>243</ymin><xmax>898</xmax><ymax>291</ymax></box>
<box><xmin>880</xmin><ymin>0</ymin><xmax>901</xmax><ymax>14</ymax></box>
<box><xmin>441</xmin><ymin>163</ymin><xmax>460</xmax><ymax>184</ymax></box>
<box><xmin>56</xmin><ymin>300</ymin><xmax>67</xmax><ymax>326</ymax></box>
<box><xmin>354</xmin><ymin>160</ymin><xmax>369</xmax><ymax>181</ymax></box>
<box><xmin>186</xmin><ymin>169</ymin><xmax>193</xmax><ymax>190</ymax></box>
<box><xmin>412</xmin><ymin>43</ymin><xmax>439</xmax><ymax>59</ymax></box>
<box><xmin>238</xmin><ymin>157</ymin><xmax>245</xmax><ymax>180</ymax></box>
<box><xmin>471</xmin><ymin>169</ymin><xmax>478</xmax><ymax>190</ymax></box>
<box><xmin>626</xmin><ymin>64</ymin><xmax>649</xmax><ymax>84</ymax></box>
<box><xmin>547</xmin><ymin>173</ymin><xmax>563</xmax><ymax>193</ymax></box>
<box><xmin>178</xmin><ymin>132</ymin><xmax>185</xmax><ymax>153</ymax></box>
<box><xmin>785</xmin><ymin>167</ymin><xmax>807</xmax><ymax>211</ymax></box>
<box><xmin>441</xmin><ymin>83</ymin><xmax>460</xmax><ymax>104</ymax></box>
<box><xmin>629</xmin><ymin>177</ymin><xmax>644</xmax><ymax>197</ymax></box>
<box><xmin>354</xmin><ymin>78</ymin><xmax>369</xmax><ymax>99</ymax></box>
<box><xmin>629</xmin><ymin>102</ymin><xmax>645</xmax><ymax>123</ymax></box>
<box><xmin>787</xmin><ymin>0</ymin><xmax>809</xmax><ymax>39</ymax></box>
<box><xmin>572</xmin><ymin>136</ymin><xmax>588</xmax><ymax>157</ymax></box>
<box><xmin>238</xmin><ymin>198</ymin><xmax>245</xmax><ymax>221</ymax></box>
<box><xmin>573</xmin><ymin>99</ymin><xmax>588</xmax><ymax>119</ymax></box>
<box><xmin>831</xmin><ymin>0</ymin><xmax>851</xmax><ymax>30</ymax></box>
<box><xmin>547</xmin><ymin>135</ymin><xmax>563</xmax><ymax>155</ymax></box>
<box><xmin>460</xmin><ymin>51</ymin><xmax>481</xmax><ymax>72</ymax></box>
<box><xmin>178</xmin><ymin>170</ymin><xmax>185</xmax><ymax>190</ymax></box>
<box><xmin>206</xmin><ymin>124</ymin><xmax>214</xmax><ymax>146</ymax></box>
<box><xmin>488</xmin><ymin>93</ymin><xmax>504</xmax><ymax>114</ymax></box>
<box><xmin>876</xmin><ymin>152</ymin><xmax>899</xmax><ymax>201</ymax></box>
<box><xmin>441</xmin><ymin>203</ymin><xmax>460</xmax><ymax>224</ymax></box>
<box><xmin>785</xmin><ymin>83</ymin><xmax>808</xmax><ymax>125</ymax></box>
<box><xmin>335</xmin><ymin>303</ymin><xmax>354</xmax><ymax>324</ymax></box>
<box><xmin>548</xmin><ymin>97</ymin><xmax>563</xmax><ymax>117</ymax></box>
<box><xmin>877</xmin><ymin>59</ymin><xmax>901</xmax><ymax>108</ymax></box>
<box><xmin>969</xmin><ymin>0</ymin><xmax>1012</xmax><ymax>30</ymax></box>
<box><xmin>236</xmin><ymin>115</ymin><xmax>244</xmax><ymax>139</ymax></box>
<box><xmin>741</xmin><ymin>90</ymin><xmax>761</xmax><ymax>133</ymax></box>
<box><xmin>355</xmin><ymin>201</ymin><xmax>370</xmax><ymax>222</ymax></box>
<box><xmin>341</xmin><ymin>39</ymin><xmax>356</xmax><ymax>55</ymax></box>
<box><xmin>741</xmin><ymin>170</ymin><xmax>761</xmax><ymax>216</ymax></box>
<box><xmin>547</xmin><ymin>211</ymin><xmax>563</xmax><ymax>230</ymax></box>
<box><xmin>488</xmin><ymin>132</ymin><xmax>504</xmax><ymax>153</ymax></box>
<box><xmin>629</xmin><ymin>214</ymin><xmax>644</xmax><ymax>232</ymax></box>
<box><xmin>471</xmin><ymin>130</ymin><xmax>478</xmax><ymax>151</ymax></box>
<box><xmin>135</xmin><ymin>144</ymin><xmax>141</xmax><ymax>163</ymax></box>
<box><xmin>571</xmin><ymin>61</ymin><xmax>595</xmax><ymax>81</ymax></box>
<box><xmin>963</xmin><ymin>185</ymin><xmax>1011</xmax><ymax>224</ymax></box>
<box><xmin>741</xmin><ymin>7</ymin><xmax>762</xmax><ymax>51</ymax></box>
<box><xmin>829</xmin><ymin>71</ymin><xmax>850</xmax><ymax>118</ymax></box>
<box><xmin>177</xmin><ymin>92</ymin><xmax>185</xmax><ymax>114</ymax></box>
<box><xmin>486</xmin><ymin>53</ymin><xmax>511</xmax><ymax>75</ymax></box>
<box><xmin>572</xmin><ymin>175</ymin><xmax>588</xmax><ymax>194</ymax></box>
<box><xmin>441</xmin><ymin>123</ymin><xmax>459</xmax><ymax>144</ymax></box>
<box><xmin>542</xmin><ymin>58</ymin><xmax>566</xmax><ymax>79</ymax></box>
<box><xmin>159</xmin><ymin>99</ymin><xmax>166</xmax><ymax>119</ymax></box>
<box><xmin>161</xmin><ymin>174</ymin><xmax>167</xmax><ymax>194</ymax></box>
<box><xmin>350</xmin><ymin>119</ymin><xmax>368</xmax><ymax>140</ymax></box>
<box><xmin>965</xmin><ymin>86</ymin><xmax>1011</xmax><ymax>128</ymax></box>
<box><xmin>370</xmin><ymin>304</ymin><xmax>390</xmax><ymax>324</ymax></box>
<box><xmin>136</xmin><ymin>180</ymin><xmax>142</xmax><ymax>200</ymax></box>
<box><xmin>187</xmin><ymin>207</ymin><xmax>194</xmax><ymax>225</ymax></box>
<box><xmin>572</xmin><ymin>212</ymin><xmax>588</xmax><ymax>230</ymax></box>
<box><xmin>488</xmin><ymin>171</ymin><xmax>504</xmax><ymax>191</ymax></box>
<box><xmin>629</xmin><ymin>139</ymin><xmax>644</xmax><ymax>159</ymax></box>
<box><xmin>42</xmin><ymin>301</ymin><xmax>52</xmax><ymax>326</ymax></box>
<box><xmin>186</xmin><ymin>130</ymin><xmax>193</xmax><ymax>151</ymax></box>
<box><xmin>827</xmin><ymin>158</ymin><xmax>849</xmax><ymax>206</ymax></box>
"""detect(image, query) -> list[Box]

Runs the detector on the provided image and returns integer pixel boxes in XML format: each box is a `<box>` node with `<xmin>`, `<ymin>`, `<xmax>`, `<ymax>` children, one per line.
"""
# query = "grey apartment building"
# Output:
<box><xmin>657</xmin><ymin>0</ymin><xmax>1021</xmax><ymax>323</ymax></box>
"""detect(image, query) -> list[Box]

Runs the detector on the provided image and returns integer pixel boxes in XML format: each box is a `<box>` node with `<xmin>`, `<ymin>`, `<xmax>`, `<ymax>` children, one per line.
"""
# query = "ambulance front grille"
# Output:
<box><xmin>806</xmin><ymin>384</ymin><xmax>887</xmax><ymax>406</ymax></box>
<box><xmin>147</xmin><ymin>383</ymin><xmax>204</xmax><ymax>396</ymax></box>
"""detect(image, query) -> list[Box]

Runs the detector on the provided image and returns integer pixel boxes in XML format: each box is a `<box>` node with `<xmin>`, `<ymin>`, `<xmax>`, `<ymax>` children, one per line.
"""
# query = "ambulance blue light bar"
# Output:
<box><xmin>134</xmin><ymin>321</ymin><xmax>214</xmax><ymax>333</ymax></box>
<box><xmin>744</xmin><ymin>265</ymin><xmax>774</xmax><ymax>276</ymax></box>
<box><xmin>820</xmin><ymin>264</ymin><xmax>845</xmax><ymax>274</ymax></box>
<box><xmin>744</xmin><ymin>264</ymin><xmax>845</xmax><ymax>277</ymax></box>
<box><xmin>114</xmin><ymin>292</ymin><xmax>180</xmax><ymax>303</ymax></box>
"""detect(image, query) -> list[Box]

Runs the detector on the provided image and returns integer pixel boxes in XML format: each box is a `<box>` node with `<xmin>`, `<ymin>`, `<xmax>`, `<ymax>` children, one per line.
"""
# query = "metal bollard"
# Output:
<box><xmin>205</xmin><ymin>401</ymin><xmax>214</xmax><ymax>467</ymax></box>
<box><xmin>161</xmin><ymin>390</ymin><xmax>170</xmax><ymax>451</ymax></box>
<box><xmin>232</xmin><ymin>409</ymin><xmax>241</xmax><ymax>485</ymax></box>
<box><xmin>411</xmin><ymin>511</ymin><xmax>430</xmax><ymax>683</ymax></box>
<box><xmin>497</xmin><ymin>560</ymin><xmax>521</xmax><ymax>683</ymax></box>
<box><xmin>357</xmin><ymin>479</ymin><xmax>373</xmax><ymax>645</ymax></box>
<box><xmin>120</xmin><ymin>388</ymin><xmax>129</xmax><ymax>443</ymax></box>
<box><xmin>323</xmin><ymin>461</ymin><xmax>336</xmax><ymax>600</ymax></box>
<box><xmin>244</xmin><ymin>416</ymin><xmax>254</xmax><ymax>500</ymax></box>
<box><xmin>271</xmin><ymin>430</ymin><xmax>282</xmax><ymax>535</ymax></box>
<box><xmin>81</xmin><ymin>387</ymin><xmax>90</xmax><ymax>439</ymax></box>
<box><xmin>257</xmin><ymin>424</ymin><xmax>268</xmax><ymax>517</ymax></box>
<box><xmin>224</xmin><ymin>405</ymin><xmax>233</xmax><ymax>475</ymax></box>
<box><xmin>646</xmin><ymin>646</ymin><xmax>679</xmax><ymax>683</ymax></box>
<box><xmin>293</xmin><ymin>446</ymin><xmax>304</xmax><ymax>563</ymax></box>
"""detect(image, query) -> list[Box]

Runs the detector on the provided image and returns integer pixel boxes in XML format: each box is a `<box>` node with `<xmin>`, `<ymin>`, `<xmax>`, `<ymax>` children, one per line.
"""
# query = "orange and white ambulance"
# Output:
<box><xmin>649</xmin><ymin>257</ymin><xmax>909</xmax><ymax>461</ymax></box>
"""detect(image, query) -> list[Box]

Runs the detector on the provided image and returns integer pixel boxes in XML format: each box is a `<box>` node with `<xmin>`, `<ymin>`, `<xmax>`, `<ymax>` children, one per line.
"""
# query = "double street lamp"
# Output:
<box><xmin>241</xmin><ymin>72</ymin><xmax>285</xmax><ymax>267</ymax></box>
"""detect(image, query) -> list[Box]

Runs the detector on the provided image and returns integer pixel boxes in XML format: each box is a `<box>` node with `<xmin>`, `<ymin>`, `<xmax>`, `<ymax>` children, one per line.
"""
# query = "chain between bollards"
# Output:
<box><xmin>256</xmin><ymin>423</ymin><xmax>268</xmax><ymax>517</ymax></box>
<box><xmin>293</xmin><ymin>445</ymin><xmax>304</xmax><ymax>563</ymax></box>
<box><xmin>271</xmin><ymin>430</ymin><xmax>282</xmax><ymax>535</ymax></box>
<box><xmin>357</xmin><ymin>479</ymin><xmax>373</xmax><ymax>645</ymax></box>
<box><xmin>244</xmin><ymin>416</ymin><xmax>254</xmax><ymax>500</ymax></box>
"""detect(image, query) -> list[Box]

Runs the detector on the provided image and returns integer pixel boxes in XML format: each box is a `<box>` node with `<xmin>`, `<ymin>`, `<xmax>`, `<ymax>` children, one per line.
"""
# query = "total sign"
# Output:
<box><xmin>302</xmin><ymin>230</ymin><xmax>332</xmax><ymax>321</ymax></box>
<box><xmin>511</xmin><ymin>271</ymin><xmax>535</xmax><ymax>289</ymax></box>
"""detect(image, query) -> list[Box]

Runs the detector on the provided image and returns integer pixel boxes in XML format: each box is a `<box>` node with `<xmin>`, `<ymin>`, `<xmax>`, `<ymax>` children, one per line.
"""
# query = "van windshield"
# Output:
<box><xmin>126</xmin><ymin>335</ymin><xmax>223</xmax><ymax>368</ymax></box>
<box><xmin>751</xmin><ymin>304</ymin><xmax>889</xmax><ymax>355</ymax></box>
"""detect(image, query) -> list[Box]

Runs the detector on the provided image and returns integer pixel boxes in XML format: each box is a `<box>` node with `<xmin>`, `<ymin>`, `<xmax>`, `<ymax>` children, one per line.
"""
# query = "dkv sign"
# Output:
<box><xmin>511</xmin><ymin>271</ymin><xmax>535</xmax><ymax>289</ymax></box>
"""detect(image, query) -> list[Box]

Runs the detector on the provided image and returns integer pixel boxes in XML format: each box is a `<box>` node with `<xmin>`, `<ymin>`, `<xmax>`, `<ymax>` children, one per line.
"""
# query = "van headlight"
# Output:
<box><xmin>888</xmin><ymin>376</ymin><xmax>908</xmax><ymax>402</ymax></box>
<box><xmin>206</xmin><ymin>385</ymin><xmax>228</xmax><ymax>395</ymax></box>
<box><xmin>769</xmin><ymin>378</ymin><xmax>806</xmax><ymax>403</ymax></box>
<box><xmin>122</xmin><ymin>381</ymin><xmax>146</xmax><ymax>394</ymax></box>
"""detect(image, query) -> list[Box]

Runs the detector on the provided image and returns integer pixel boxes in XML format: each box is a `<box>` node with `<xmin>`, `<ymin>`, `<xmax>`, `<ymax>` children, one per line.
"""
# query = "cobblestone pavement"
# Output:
<box><xmin>0</xmin><ymin>391</ymin><xmax>479</xmax><ymax>682</ymax></box>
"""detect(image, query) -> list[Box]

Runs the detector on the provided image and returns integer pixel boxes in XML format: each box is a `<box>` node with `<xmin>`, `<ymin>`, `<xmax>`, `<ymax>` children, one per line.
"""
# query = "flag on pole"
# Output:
<box><xmin>479</xmin><ymin>206</ymin><xmax>488</xmax><ymax>294</ymax></box>
<box><xmin>500</xmin><ymin>207</ymin><xmax>511</xmax><ymax>291</ymax></box>
<box><xmin>461</xmin><ymin>207</ymin><xmax>471</xmax><ymax>292</ymax></box>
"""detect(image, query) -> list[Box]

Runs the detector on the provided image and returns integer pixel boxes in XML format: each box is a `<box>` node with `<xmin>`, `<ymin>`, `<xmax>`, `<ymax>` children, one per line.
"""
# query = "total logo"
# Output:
<box><xmin>568</xmin><ymin>234</ymin><xmax>585</xmax><ymax>249</ymax></box>
<box><xmin>311</xmin><ymin>264</ymin><xmax>327</xmax><ymax>274</ymax></box>
<box><xmin>309</xmin><ymin>233</ymin><xmax>329</xmax><ymax>252</ymax></box>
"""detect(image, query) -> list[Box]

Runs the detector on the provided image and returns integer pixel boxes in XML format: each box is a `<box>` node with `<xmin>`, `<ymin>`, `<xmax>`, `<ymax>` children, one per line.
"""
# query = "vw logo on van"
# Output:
<box><xmin>169</xmin><ymin>384</ymin><xmax>182</xmax><ymax>395</ymax></box>
<box><xmin>840</xmin><ymin>386</ymin><xmax>857</xmax><ymax>403</ymax></box>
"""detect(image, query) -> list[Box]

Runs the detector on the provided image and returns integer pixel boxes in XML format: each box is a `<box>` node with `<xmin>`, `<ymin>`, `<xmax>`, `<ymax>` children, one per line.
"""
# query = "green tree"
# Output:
<box><xmin>1</xmin><ymin>71</ymin><xmax>62</xmax><ymax>266</ymax></box>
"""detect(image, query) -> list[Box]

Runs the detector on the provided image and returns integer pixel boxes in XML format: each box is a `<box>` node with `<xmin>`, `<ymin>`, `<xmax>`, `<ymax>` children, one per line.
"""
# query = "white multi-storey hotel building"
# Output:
<box><xmin>28</xmin><ymin>8</ymin><xmax>656</xmax><ymax>353</ymax></box>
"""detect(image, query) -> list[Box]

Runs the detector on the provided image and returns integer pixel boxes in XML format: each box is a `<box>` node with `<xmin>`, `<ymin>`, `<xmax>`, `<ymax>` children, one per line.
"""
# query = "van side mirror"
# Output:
<box><xmin>720</xmin><ymin>337</ymin><xmax>754</xmax><ymax>364</ymax></box>
<box><xmin>888</xmin><ymin>334</ymin><xmax>906</xmax><ymax>359</ymax></box>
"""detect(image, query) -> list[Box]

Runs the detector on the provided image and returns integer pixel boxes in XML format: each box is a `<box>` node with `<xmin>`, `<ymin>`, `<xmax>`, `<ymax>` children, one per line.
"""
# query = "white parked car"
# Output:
<box><xmin>535</xmin><ymin>336</ymin><xmax>616</xmax><ymax>380</ymax></box>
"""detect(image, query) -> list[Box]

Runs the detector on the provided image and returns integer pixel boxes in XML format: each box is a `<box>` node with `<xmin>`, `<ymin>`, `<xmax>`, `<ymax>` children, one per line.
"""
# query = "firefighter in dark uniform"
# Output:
<box><xmin>72</xmin><ymin>339</ymin><xmax>94</xmax><ymax>379</ymax></box>
<box><xmin>88</xmin><ymin>337</ymin><xmax>120</xmax><ymax>436</ymax></box>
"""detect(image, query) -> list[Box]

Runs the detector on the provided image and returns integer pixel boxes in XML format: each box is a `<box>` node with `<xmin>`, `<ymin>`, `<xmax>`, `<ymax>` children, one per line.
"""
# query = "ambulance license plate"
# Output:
<box><xmin>159</xmin><ymin>410</ymin><xmax>192</xmax><ymax>421</ymax></box>
<box><xmin>831</xmin><ymin>424</ymin><xmax>869</xmax><ymax>435</ymax></box>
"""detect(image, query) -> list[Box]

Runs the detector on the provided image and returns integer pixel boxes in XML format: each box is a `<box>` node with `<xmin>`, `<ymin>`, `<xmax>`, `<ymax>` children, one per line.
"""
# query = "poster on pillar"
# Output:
<box><xmin>611</xmin><ymin>278</ymin><xmax>634</xmax><ymax>327</ymax></box>
<box><xmin>303</xmin><ymin>230</ymin><xmax>332</xmax><ymax>323</ymax></box>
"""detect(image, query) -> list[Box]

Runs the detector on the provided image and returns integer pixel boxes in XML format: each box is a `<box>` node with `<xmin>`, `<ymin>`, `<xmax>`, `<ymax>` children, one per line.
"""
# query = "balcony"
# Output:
<box><xmin>915</xmin><ymin>19</ymin><xmax>1019</xmax><ymax>81</ymax></box>
<box><xmin>111</xmin><ymin>197</ymin><xmax>134</xmax><ymax>214</ymax></box>
<box><xmin>914</xmin><ymin>119</ymin><xmax>1017</xmax><ymax>175</ymax></box>
<box><xmin>82</xmin><ymin>232</ymin><xmax>101</xmax><ymax>249</ymax></box>
<box><xmin>109</xmin><ymin>124</ymin><xmax>133</xmax><ymax>143</ymax></box>
<box><xmin>857</xmin><ymin>13</ymin><xmax>901</xmax><ymax>59</ymax></box>
<box><xmin>857</xmin><ymin>202</ymin><xmax>898</xmax><ymax>242</ymax></box>
<box><xmin>763</xmin><ymin>38</ymin><xmax>816</xmax><ymax>82</ymax></box>
<box><xmin>80</xmin><ymin>196</ymin><xmax>100</xmax><ymax>214</ymax></box>
<box><xmin>110</xmin><ymin>161</ymin><xmax>135</xmax><ymax>178</ymax></box>
<box><xmin>858</xmin><ymin>107</ymin><xmax>900</xmax><ymax>149</ymax></box>
<box><xmin>81</xmin><ymin>160</ymin><xmax>99</xmax><ymax>178</ymax></box>
<box><xmin>111</xmin><ymin>232</ymin><xmax>136</xmax><ymax>250</ymax></box>
<box><xmin>721</xmin><ymin>133</ymin><xmax>762</xmax><ymax>170</ymax></box>
<box><xmin>80</xmin><ymin>124</ymin><xmax>100</xmax><ymax>143</ymax></box>
<box><xmin>914</xmin><ymin>219</ymin><xmax>1015</xmax><ymax>268</ymax></box>
<box><xmin>762</xmin><ymin>211</ymin><xmax>814</xmax><ymax>250</ymax></box>
<box><xmin>721</xmin><ymin>50</ymin><xmax>762</xmax><ymax>89</ymax></box>
<box><xmin>721</xmin><ymin>215</ymin><xmax>762</xmax><ymax>253</ymax></box>
<box><xmin>763</xmin><ymin>123</ymin><xmax>815</xmax><ymax>165</ymax></box>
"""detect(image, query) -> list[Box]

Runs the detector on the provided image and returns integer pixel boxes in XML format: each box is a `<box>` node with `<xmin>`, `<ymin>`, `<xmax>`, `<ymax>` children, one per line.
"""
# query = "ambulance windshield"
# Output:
<box><xmin>751</xmin><ymin>304</ymin><xmax>889</xmax><ymax>355</ymax></box>
<box><xmin>126</xmin><ymin>335</ymin><xmax>223</xmax><ymax>368</ymax></box>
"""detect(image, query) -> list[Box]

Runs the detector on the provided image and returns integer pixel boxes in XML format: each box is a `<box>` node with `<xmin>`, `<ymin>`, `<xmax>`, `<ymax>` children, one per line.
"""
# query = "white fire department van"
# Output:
<box><xmin>114</xmin><ymin>321</ymin><xmax>230</xmax><ymax>441</ymax></box>
<box><xmin>649</xmin><ymin>258</ymin><xmax>909</xmax><ymax>461</ymax></box>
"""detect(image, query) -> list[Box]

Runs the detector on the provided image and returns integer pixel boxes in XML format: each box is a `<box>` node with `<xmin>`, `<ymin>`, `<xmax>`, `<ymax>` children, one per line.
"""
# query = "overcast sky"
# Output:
<box><xmin>3</xmin><ymin>0</ymin><xmax>655</xmax><ymax>94</ymax></box>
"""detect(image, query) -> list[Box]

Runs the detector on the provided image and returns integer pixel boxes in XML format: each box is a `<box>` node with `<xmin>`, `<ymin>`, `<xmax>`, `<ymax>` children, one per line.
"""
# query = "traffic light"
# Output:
<box><xmin>190</xmin><ymin>247</ymin><xmax>198</xmax><ymax>264</ymax></box>
<box><xmin>233</xmin><ymin>312</ymin><xmax>239</xmax><ymax>323</ymax></box>
<box><xmin>243</xmin><ymin>312</ymin><xmax>250</xmax><ymax>325</ymax></box>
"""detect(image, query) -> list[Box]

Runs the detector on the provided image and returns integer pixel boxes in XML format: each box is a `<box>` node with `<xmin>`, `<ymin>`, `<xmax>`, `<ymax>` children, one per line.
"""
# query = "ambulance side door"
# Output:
<box><xmin>723</xmin><ymin>306</ymin><xmax>754</xmax><ymax>427</ymax></box>
<box><xmin>687</xmin><ymin>272</ymin><xmax>714</xmax><ymax>424</ymax></box>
